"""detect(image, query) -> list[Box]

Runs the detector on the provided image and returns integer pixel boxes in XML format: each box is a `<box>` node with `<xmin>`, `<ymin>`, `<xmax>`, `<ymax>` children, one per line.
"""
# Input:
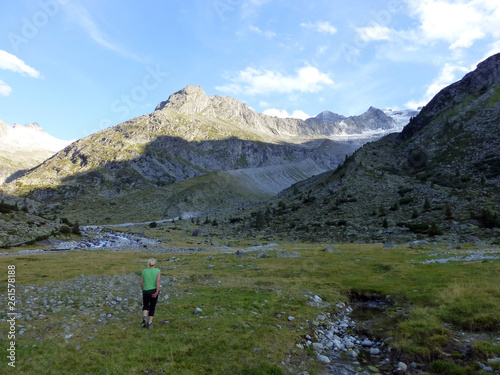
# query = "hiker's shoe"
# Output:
<box><xmin>141</xmin><ymin>318</ymin><xmax>147</xmax><ymax>328</ymax></box>
<box><xmin>147</xmin><ymin>323</ymin><xmax>154</xmax><ymax>330</ymax></box>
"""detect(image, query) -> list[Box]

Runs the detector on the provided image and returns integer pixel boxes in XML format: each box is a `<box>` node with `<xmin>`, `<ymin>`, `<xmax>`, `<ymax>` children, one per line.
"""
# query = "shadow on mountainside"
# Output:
<box><xmin>6</xmin><ymin>134</ymin><xmax>365</xmax><ymax>224</ymax></box>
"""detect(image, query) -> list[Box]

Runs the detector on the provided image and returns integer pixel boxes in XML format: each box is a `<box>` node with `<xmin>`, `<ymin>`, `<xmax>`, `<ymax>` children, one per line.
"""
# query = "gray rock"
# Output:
<box><xmin>317</xmin><ymin>354</ymin><xmax>331</xmax><ymax>364</ymax></box>
<box><xmin>312</xmin><ymin>342</ymin><xmax>323</xmax><ymax>350</ymax></box>
<box><xmin>370</xmin><ymin>347</ymin><xmax>380</xmax><ymax>355</ymax></box>
<box><xmin>411</xmin><ymin>240</ymin><xmax>429</xmax><ymax>246</ymax></box>
<box><xmin>361</xmin><ymin>339</ymin><xmax>373</xmax><ymax>347</ymax></box>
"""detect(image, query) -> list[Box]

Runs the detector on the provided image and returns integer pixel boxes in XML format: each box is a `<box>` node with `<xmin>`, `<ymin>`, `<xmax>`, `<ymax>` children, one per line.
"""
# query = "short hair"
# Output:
<box><xmin>148</xmin><ymin>258</ymin><xmax>157</xmax><ymax>267</ymax></box>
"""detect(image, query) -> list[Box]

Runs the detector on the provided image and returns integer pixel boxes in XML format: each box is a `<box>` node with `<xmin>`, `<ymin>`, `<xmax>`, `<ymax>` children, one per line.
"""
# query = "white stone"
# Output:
<box><xmin>397</xmin><ymin>362</ymin><xmax>407</xmax><ymax>371</ymax></box>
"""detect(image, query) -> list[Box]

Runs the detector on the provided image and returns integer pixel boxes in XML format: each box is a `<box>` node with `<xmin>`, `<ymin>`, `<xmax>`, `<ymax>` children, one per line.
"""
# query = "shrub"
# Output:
<box><xmin>474</xmin><ymin>208</ymin><xmax>500</xmax><ymax>228</ymax></box>
<box><xmin>59</xmin><ymin>225</ymin><xmax>71</xmax><ymax>235</ymax></box>
<box><xmin>72</xmin><ymin>221</ymin><xmax>82</xmax><ymax>235</ymax></box>
<box><xmin>428</xmin><ymin>222</ymin><xmax>442</xmax><ymax>236</ymax></box>
<box><xmin>399</xmin><ymin>197</ymin><xmax>414</xmax><ymax>205</ymax></box>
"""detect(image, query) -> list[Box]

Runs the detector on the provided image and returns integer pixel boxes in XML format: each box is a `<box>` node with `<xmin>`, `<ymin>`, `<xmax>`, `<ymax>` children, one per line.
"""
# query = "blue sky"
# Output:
<box><xmin>1</xmin><ymin>0</ymin><xmax>500</xmax><ymax>140</ymax></box>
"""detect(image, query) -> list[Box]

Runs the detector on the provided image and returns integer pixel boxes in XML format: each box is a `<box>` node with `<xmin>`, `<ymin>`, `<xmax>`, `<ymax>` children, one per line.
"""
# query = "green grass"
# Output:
<box><xmin>1</xmin><ymin>242</ymin><xmax>499</xmax><ymax>373</ymax></box>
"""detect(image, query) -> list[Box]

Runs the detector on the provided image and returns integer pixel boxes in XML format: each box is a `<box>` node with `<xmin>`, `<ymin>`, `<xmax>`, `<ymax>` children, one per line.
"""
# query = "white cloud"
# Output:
<box><xmin>0</xmin><ymin>50</ymin><xmax>40</xmax><ymax>96</ymax></box>
<box><xmin>0</xmin><ymin>50</ymin><xmax>40</xmax><ymax>78</ymax></box>
<box><xmin>300</xmin><ymin>21</ymin><xmax>337</xmax><ymax>35</ymax></box>
<box><xmin>217</xmin><ymin>66</ymin><xmax>334</xmax><ymax>95</ymax></box>
<box><xmin>406</xmin><ymin>0</ymin><xmax>500</xmax><ymax>49</ymax></box>
<box><xmin>0</xmin><ymin>80</ymin><xmax>12</xmax><ymax>96</ymax></box>
<box><xmin>357</xmin><ymin>25</ymin><xmax>393</xmax><ymax>42</ymax></box>
<box><xmin>65</xmin><ymin>4</ymin><xmax>123</xmax><ymax>53</ymax></box>
<box><xmin>263</xmin><ymin>108</ymin><xmax>311</xmax><ymax>120</ymax></box>
<box><xmin>406</xmin><ymin>62</ymin><xmax>469</xmax><ymax>108</ymax></box>
<box><xmin>249</xmin><ymin>25</ymin><xmax>276</xmax><ymax>39</ymax></box>
<box><xmin>63</xmin><ymin>3</ymin><xmax>144</xmax><ymax>61</ymax></box>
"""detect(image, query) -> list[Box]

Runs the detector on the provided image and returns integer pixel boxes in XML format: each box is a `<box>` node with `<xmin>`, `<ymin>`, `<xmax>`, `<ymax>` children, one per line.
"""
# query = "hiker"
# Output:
<box><xmin>140</xmin><ymin>258</ymin><xmax>161</xmax><ymax>329</ymax></box>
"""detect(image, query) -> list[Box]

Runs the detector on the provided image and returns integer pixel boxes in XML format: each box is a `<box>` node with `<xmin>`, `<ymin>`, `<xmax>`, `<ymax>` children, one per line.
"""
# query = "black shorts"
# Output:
<box><xmin>142</xmin><ymin>289</ymin><xmax>158</xmax><ymax>316</ymax></box>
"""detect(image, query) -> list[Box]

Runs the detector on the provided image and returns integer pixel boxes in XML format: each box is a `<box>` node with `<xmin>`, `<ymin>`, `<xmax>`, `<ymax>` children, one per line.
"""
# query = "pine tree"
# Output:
<box><xmin>423</xmin><ymin>197</ymin><xmax>431</xmax><ymax>212</ymax></box>
<box><xmin>444</xmin><ymin>204</ymin><xmax>453</xmax><ymax>220</ymax></box>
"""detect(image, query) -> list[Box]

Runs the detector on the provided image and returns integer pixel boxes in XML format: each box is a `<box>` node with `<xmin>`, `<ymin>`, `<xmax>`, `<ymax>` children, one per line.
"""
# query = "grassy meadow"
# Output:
<box><xmin>1</xmin><ymin>234</ymin><xmax>500</xmax><ymax>374</ymax></box>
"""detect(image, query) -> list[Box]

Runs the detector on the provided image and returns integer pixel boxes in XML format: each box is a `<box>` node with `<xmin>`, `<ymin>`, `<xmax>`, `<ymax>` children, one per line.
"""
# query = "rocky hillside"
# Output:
<box><xmin>215</xmin><ymin>53</ymin><xmax>500</xmax><ymax>244</ymax></box>
<box><xmin>0</xmin><ymin>120</ymin><xmax>72</xmax><ymax>184</ymax></box>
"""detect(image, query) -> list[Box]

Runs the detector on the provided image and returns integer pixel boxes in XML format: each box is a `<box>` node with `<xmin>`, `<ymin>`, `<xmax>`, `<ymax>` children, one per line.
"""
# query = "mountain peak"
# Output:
<box><xmin>308</xmin><ymin>110</ymin><xmax>346</xmax><ymax>124</ymax></box>
<box><xmin>155</xmin><ymin>85</ymin><xmax>210</xmax><ymax>114</ymax></box>
<box><xmin>24</xmin><ymin>122</ymin><xmax>45</xmax><ymax>132</ymax></box>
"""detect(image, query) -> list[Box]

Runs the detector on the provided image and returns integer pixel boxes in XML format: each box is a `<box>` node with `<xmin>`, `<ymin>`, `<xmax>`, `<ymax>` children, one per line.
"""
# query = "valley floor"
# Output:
<box><xmin>0</xmin><ymin>225</ymin><xmax>499</xmax><ymax>374</ymax></box>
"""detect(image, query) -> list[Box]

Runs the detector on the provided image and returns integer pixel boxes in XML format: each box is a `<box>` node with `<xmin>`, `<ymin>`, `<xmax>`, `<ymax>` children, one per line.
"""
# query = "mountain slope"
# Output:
<box><xmin>0</xmin><ymin>120</ymin><xmax>72</xmax><ymax>184</ymax></box>
<box><xmin>219</xmin><ymin>53</ymin><xmax>500</xmax><ymax>244</ymax></box>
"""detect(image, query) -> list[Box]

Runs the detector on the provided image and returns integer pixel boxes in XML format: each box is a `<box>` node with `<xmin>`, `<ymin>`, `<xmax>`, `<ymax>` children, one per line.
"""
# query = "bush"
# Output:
<box><xmin>474</xmin><ymin>208</ymin><xmax>500</xmax><ymax>228</ymax></box>
<box><xmin>59</xmin><ymin>225</ymin><xmax>71</xmax><ymax>234</ymax></box>
<box><xmin>0</xmin><ymin>200</ymin><xmax>17</xmax><ymax>213</ymax></box>
<box><xmin>72</xmin><ymin>221</ymin><xmax>82</xmax><ymax>235</ymax></box>
<box><xmin>399</xmin><ymin>197</ymin><xmax>414</xmax><ymax>205</ymax></box>
<box><xmin>428</xmin><ymin>222</ymin><xmax>442</xmax><ymax>236</ymax></box>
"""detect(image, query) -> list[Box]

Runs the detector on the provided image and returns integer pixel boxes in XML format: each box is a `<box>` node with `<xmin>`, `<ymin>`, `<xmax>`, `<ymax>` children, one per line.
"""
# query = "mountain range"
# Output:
<box><xmin>0</xmin><ymin>85</ymin><xmax>407</xmax><ymax>225</ymax></box>
<box><xmin>2</xmin><ymin>52</ymin><xmax>499</xmax><ymax>246</ymax></box>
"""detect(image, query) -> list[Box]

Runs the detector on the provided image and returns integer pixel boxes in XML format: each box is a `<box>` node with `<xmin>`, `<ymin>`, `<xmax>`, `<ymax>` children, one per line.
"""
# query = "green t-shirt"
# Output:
<box><xmin>142</xmin><ymin>268</ymin><xmax>160</xmax><ymax>291</ymax></box>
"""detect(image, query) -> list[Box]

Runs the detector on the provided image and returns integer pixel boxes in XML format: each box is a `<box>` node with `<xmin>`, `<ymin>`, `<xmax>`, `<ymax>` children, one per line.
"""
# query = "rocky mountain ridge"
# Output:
<box><xmin>157</xmin><ymin>85</ymin><xmax>398</xmax><ymax>138</ymax></box>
